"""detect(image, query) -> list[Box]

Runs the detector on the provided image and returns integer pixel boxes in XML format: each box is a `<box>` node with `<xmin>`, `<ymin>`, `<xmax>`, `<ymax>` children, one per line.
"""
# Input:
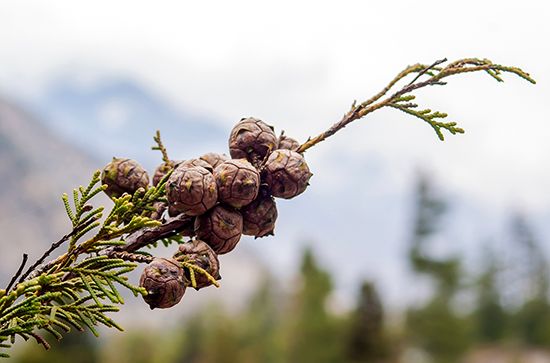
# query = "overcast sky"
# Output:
<box><xmin>0</xmin><ymin>0</ymin><xmax>547</xmax><ymax>209</ymax></box>
<box><xmin>0</xmin><ymin>0</ymin><xmax>549</xmax><ymax>308</ymax></box>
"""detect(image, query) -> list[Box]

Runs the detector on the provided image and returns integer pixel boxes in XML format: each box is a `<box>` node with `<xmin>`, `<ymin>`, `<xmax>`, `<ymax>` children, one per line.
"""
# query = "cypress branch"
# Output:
<box><xmin>0</xmin><ymin>56</ymin><xmax>535</xmax><ymax>358</ymax></box>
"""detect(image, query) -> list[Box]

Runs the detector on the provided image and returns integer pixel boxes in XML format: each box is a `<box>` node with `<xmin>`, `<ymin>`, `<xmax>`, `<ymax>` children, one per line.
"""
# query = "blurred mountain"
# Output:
<box><xmin>28</xmin><ymin>74</ymin><xmax>227</xmax><ymax>168</ymax></box>
<box><xmin>0</xmin><ymin>98</ymin><xmax>99</xmax><ymax>280</ymax></box>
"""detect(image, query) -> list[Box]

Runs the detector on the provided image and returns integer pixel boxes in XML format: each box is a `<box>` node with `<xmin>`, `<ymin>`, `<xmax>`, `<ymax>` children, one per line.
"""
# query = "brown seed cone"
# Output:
<box><xmin>180</xmin><ymin>217</ymin><xmax>196</xmax><ymax>237</ymax></box>
<box><xmin>277</xmin><ymin>133</ymin><xmax>300</xmax><ymax>151</ymax></box>
<box><xmin>194</xmin><ymin>205</ymin><xmax>243</xmax><ymax>254</ymax></box>
<box><xmin>168</xmin><ymin>204</ymin><xmax>180</xmax><ymax>217</ymax></box>
<box><xmin>180</xmin><ymin>158</ymin><xmax>214</xmax><ymax>173</ymax></box>
<box><xmin>200</xmin><ymin>152</ymin><xmax>229</xmax><ymax>169</ymax></box>
<box><xmin>264</xmin><ymin>149</ymin><xmax>313</xmax><ymax>199</ymax></box>
<box><xmin>153</xmin><ymin>162</ymin><xmax>174</xmax><ymax>187</ymax></box>
<box><xmin>241</xmin><ymin>196</ymin><xmax>278</xmax><ymax>238</ymax></box>
<box><xmin>101</xmin><ymin>157</ymin><xmax>150</xmax><ymax>199</ymax></box>
<box><xmin>228</xmin><ymin>117</ymin><xmax>278</xmax><ymax>165</ymax></box>
<box><xmin>149</xmin><ymin>201</ymin><xmax>167</xmax><ymax>220</ymax></box>
<box><xmin>174</xmin><ymin>240</ymin><xmax>221</xmax><ymax>290</ymax></box>
<box><xmin>214</xmin><ymin>159</ymin><xmax>260</xmax><ymax>208</ymax></box>
<box><xmin>166</xmin><ymin>166</ymin><xmax>218</xmax><ymax>216</ymax></box>
<box><xmin>139</xmin><ymin>258</ymin><xmax>186</xmax><ymax>309</ymax></box>
<box><xmin>153</xmin><ymin>160</ymin><xmax>188</xmax><ymax>186</ymax></box>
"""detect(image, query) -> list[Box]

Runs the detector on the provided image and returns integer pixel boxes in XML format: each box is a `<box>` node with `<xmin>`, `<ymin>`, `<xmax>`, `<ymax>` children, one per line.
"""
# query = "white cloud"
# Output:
<box><xmin>97</xmin><ymin>98</ymin><xmax>131</xmax><ymax>131</ymax></box>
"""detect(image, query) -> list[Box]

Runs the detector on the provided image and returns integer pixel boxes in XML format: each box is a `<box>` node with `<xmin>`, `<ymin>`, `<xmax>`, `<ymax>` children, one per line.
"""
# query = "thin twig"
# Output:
<box><xmin>104</xmin><ymin>251</ymin><xmax>154</xmax><ymax>264</ymax></box>
<box><xmin>391</xmin><ymin>78</ymin><xmax>447</xmax><ymax>100</ymax></box>
<box><xmin>5</xmin><ymin>254</ymin><xmax>28</xmax><ymax>292</ymax></box>
<box><xmin>406</xmin><ymin>58</ymin><xmax>447</xmax><ymax>87</ymax></box>
<box><xmin>297</xmin><ymin>57</ymin><xmax>535</xmax><ymax>152</ymax></box>
<box><xmin>361</xmin><ymin>63</ymin><xmax>426</xmax><ymax>107</ymax></box>
<box><xmin>19</xmin><ymin>218</ymin><xmax>98</xmax><ymax>283</ymax></box>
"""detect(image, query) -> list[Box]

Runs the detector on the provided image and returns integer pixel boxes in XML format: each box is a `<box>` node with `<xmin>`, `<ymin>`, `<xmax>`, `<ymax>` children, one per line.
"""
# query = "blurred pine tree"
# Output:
<box><xmin>473</xmin><ymin>247</ymin><xmax>507</xmax><ymax>343</ymax></box>
<box><xmin>14</xmin><ymin>331</ymin><xmax>98</xmax><ymax>363</ymax></box>
<box><xmin>346</xmin><ymin>281</ymin><xmax>388</xmax><ymax>363</ymax></box>
<box><xmin>286</xmin><ymin>248</ymin><xmax>343</xmax><ymax>363</ymax></box>
<box><xmin>405</xmin><ymin>175</ymin><xmax>472</xmax><ymax>363</ymax></box>
<box><xmin>511</xmin><ymin>215</ymin><xmax>550</xmax><ymax>347</ymax></box>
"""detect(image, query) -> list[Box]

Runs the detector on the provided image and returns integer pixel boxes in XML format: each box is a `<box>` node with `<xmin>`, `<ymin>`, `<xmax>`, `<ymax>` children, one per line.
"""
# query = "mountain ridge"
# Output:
<box><xmin>0</xmin><ymin>97</ymin><xmax>100</xmax><ymax>281</ymax></box>
<box><xmin>29</xmin><ymin>74</ymin><xmax>228</xmax><ymax>167</ymax></box>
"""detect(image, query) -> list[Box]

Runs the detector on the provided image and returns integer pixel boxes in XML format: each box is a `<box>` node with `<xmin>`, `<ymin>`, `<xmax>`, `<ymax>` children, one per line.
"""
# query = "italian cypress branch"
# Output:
<box><xmin>0</xmin><ymin>56</ymin><xmax>535</xmax><ymax>358</ymax></box>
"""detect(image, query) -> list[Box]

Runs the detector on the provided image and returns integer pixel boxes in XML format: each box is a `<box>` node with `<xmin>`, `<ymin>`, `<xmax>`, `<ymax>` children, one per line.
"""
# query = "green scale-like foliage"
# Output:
<box><xmin>0</xmin><ymin>170</ymin><xmax>167</xmax><ymax>357</ymax></box>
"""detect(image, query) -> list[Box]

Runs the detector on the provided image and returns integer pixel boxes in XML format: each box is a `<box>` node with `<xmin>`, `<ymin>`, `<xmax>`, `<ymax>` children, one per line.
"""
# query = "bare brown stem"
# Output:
<box><xmin>107</xmin><ymin>251</ymin><xmax>154</xmax><ymax>264</ymax></box>
<box><xmin>113</xmin><ymin>213</ymin><xmax>193</xmax><ymax>253</ymax></box>
<box><xmin>405</xmin><ymin>58</ymin><xmax>447</xmax><ymax>87</ymax></box>
<box><xmin>5</xmin><ymin>254</ymin><xmax>28</xmax><ymax>292</ymax></box>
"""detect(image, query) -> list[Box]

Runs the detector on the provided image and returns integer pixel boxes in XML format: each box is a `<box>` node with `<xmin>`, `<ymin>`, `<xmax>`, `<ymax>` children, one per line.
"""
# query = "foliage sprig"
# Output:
<box><xmin>0</xmin><ymin>154</ymin><xmax>213</xmax><ymax>357</ymax></box>
<box><xmin>298</xmin><ymin>57</ymin><xmax>535</xmax><ymax>151</ymax></box>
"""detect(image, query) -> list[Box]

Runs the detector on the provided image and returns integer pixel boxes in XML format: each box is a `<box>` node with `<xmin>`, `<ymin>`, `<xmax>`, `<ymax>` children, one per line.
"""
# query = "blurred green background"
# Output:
<box><xmin>10</xmin><ymin>177</ymin><xmax>550</xmax><ymax>363</ymax></box>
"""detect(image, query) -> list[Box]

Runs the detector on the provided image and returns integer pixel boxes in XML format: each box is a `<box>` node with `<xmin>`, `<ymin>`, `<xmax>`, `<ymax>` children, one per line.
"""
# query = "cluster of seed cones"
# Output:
<box><xmin>101</xmin><ymin>117</ymin><xmax>312</xmax><ymax>309</ymax></box>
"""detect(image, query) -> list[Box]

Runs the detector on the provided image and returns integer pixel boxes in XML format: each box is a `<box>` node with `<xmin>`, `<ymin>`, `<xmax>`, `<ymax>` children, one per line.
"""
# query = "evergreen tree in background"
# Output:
<box><xmin>14</xmin><ymin>332</ymin><xmax>98</xmax><ymax>363</ymax></box>
<box><xmin>238</xmin><ymin>275</ymin><xmax>283</xmax><ymax>363</ymax></box>
<box><xmin>114</xmin><ymin>332</ymin><xmax>159</xmax><ymax>363</ymax></box>
<box><xmin>174</xmin><ymin>315</ymin><xmax>207</xmax><ymax>363</ymax></box>
<box><xmin>511</xmin><ymin>215</ymin><xmax>550</xmax><ymax>347</ymax></box>
<box><xmin>346</xmin><ymin>281</ymin><xmax>387</xmax><ymax>362</ymax></box>
<box><xmin>408</xmin><ymin>176</ymin><xmax>459</xmax><ymax>296</ymax></box>
<box><xmin>406</xmin><ymin>175</ymin><xmax>471</xmax><ymax>363</ymax></box>
<box><xmin>473</xmin><ymin>246</ymin><xmax>507</xmax><ymax>343</ymax></box>
<box><xmin>287</xmin><ymin>248</ymin><xmax>343</xmax><ymax>363</ymax></box>
<box><xmin>202</xmin><ymin>313</ymin><xmax>241</xmax><ymax>363</ymax></box>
